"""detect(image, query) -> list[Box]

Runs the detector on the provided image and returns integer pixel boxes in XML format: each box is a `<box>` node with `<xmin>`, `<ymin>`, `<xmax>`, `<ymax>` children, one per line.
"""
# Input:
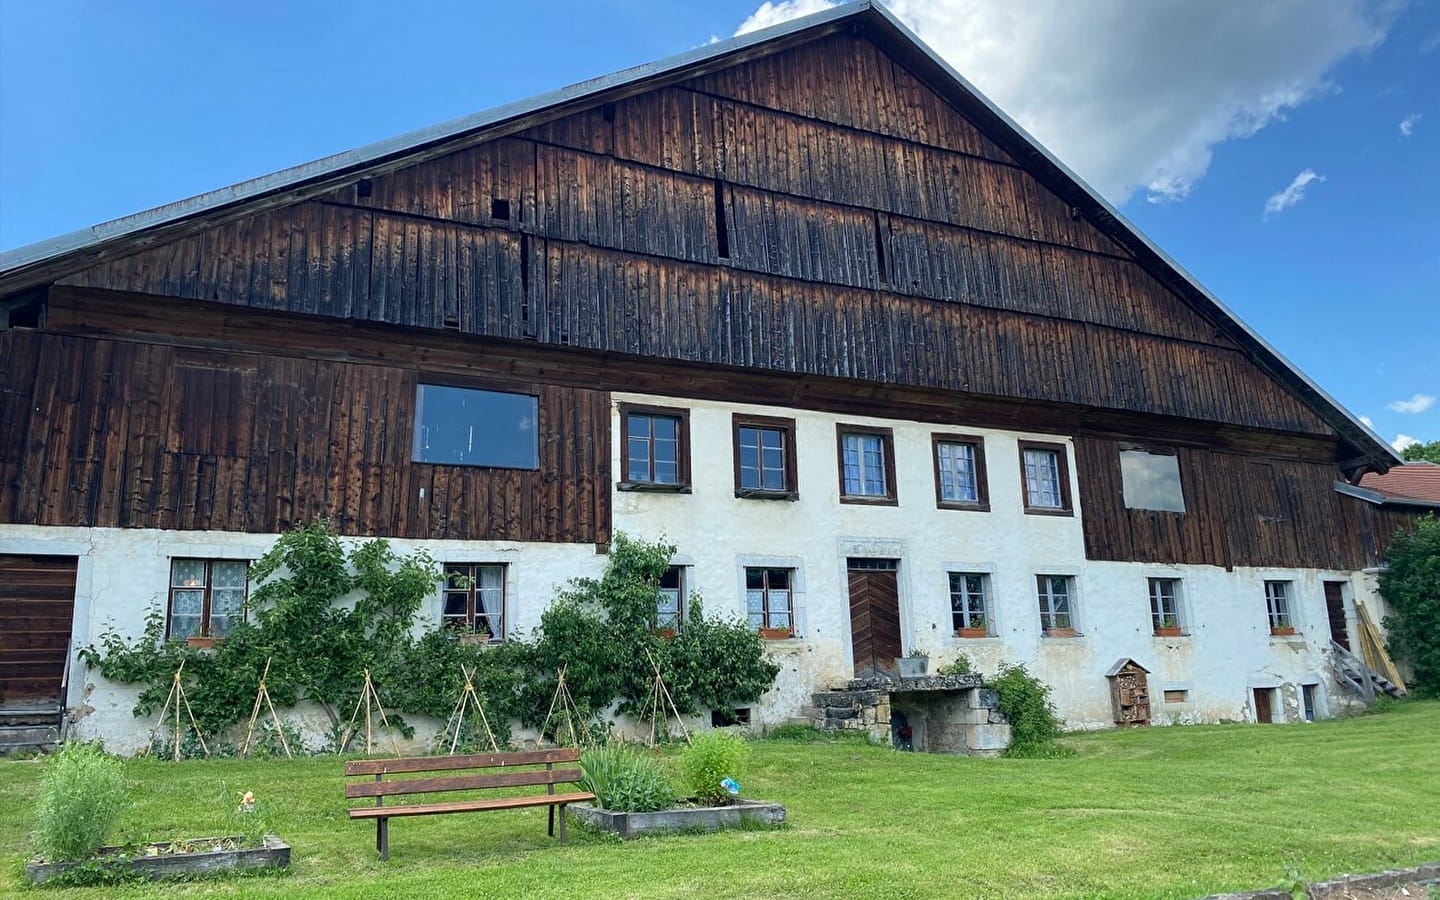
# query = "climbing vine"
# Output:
<box><xmin>81</xmin><ymin>524</ymin><xmax>780</xmax><ymax>751</ymax></box>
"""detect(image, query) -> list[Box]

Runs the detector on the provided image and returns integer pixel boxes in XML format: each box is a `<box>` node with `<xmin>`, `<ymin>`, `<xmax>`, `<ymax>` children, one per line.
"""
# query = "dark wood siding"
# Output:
<box><xmin>0</xmin><ymin>328</ymin><xmax>609</xmax><ymax>543</ymax></box>
<box><xmin>53</xmin><ymin>34</ymin><xmax>1326</xmax><ymax>440</ymax></box>
<box><xmin>1074</xmin><ymin>436</ymin><xmax>1420</xmax><ymax>570</ymax></box>
<box><xmin>0</xmin><ymin>555</ymin><xmax>77</xmax><ymax>707</ymax></box>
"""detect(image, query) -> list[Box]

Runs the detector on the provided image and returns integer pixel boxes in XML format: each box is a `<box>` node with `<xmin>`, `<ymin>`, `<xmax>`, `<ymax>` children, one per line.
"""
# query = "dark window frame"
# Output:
<box><xmin>732</xmin><ymin>413</ymin><xmax>799</xmax><ymax>500</ymax></box>
<box><xmin>411</xmin><ymin>382</ymin><xmax>540</xmax><ymax>470</ymax></box>
<box><xmin>167</xmin><ymin>558</ymin><xmax>250</xmax><ymax>641</ymax></box>
<box><xmin>1119</xmin><ymin>446</ymin><xmax>1187</xmax><ymax>513</ymax></box>
<box><xmin>656</xmin><ymin>565</ymin><xmax>685</xmax><ymax>631</ymax></box>
<box><xmin>836</xmin><ymin>423</ymin><xmax>898</xmax><ymax>506</ymax></box>
<box><xmin>932</xmin><ymin>433</ymin><xmax>990</xmax><ymax>511</ymax></box>
<box><xmin>619</xmin><ymin>403</ymin><xmax>691</xmax><ymax>492</ymax></box>
<box><xmin>442</xmin><ymin>563</ymin><xmax>506</xmax><ymax>642</ymax></box>
<box><xmin>1018</xmin><ymin>440</ymin><xmax>1073</xmax><ymax>516</ymax></box>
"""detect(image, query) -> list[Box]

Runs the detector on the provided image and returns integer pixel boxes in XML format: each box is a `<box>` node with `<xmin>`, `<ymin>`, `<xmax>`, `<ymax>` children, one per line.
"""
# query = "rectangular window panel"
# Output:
<box><xmin>622</xmin><ymin>407</ymin><xmax>687</xmax><ymax>487</ymax></box>
<box><xmin>841</xmin><ymin>434</ymin><xmax>886</xmax><ymax>496</ymax></box>
<box><xmin>657</xmin><ymin>566</ymin><xmax>683</xmax><ymax>629</ymax></box>
<box><xmin>168</xmin><ymin>559</ymin><xmax>249</xmax><ymax>640</ymax></box>
<box><xmin>949</xmin><ymin>572</ymin><xmax>990</xmax><ymax>633</ymax></box>
<box><xmin>937</xmin><ymin>442</ymin><xmax>978</xmax><ymax>502</ymax></box>
<box><xmin>1121</xmin><ymin>450</ymin><xmax>1186</xmax><ymax>512</ymax></box>
<box><xmin>745</xmin><ymin>567</ymin><xmax>794</xmax><ymax>632</ymax></box>
<box><xmin>1149</xmin><ymin>578</ymin><xmax>1181</xmax><ymax>632</ymax></box>
<box><xmin>1024</xmin><ymin>449</ymin><xmax>1062</xmax><ymax>508</ymax></box>
<box><xmin>443</xmin><ymin>563</ymin><xmax>506</xmax><ymax>640</ymax></box>
<box><xmin>413</xmin><ymin>384</ymin><xmax>538</xmax><ymax>469</ymax></box>
<box><xmin>734</xmin><ymin>415</ymin><xmax>796</xmax><ymax>497</ymax></box>
<box><xmin>1037</xmin><ymin>575</ymin><xmax>1073</xmax><ymax>632</ymax></box>
<box><xmin>1265</xmin><ymin>580</ymin><xmax>1292</xmax><ymax>630</ymax></box>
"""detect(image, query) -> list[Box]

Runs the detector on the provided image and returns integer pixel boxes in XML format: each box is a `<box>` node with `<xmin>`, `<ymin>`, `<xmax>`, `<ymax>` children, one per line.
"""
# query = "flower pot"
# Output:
<box><xmin>571</xmin><ymin>799</ymin><xmax>785</xmax><ymax>839</ymax></box>
<box><xmin>27</xmin><ymin>835</ymin><xmax>290</xmax><ymax>884</ymax></box>
<box><xmin>1270</xmin><ymin>626</ymin><xmax>1296</xmax><ymax>637</ymax></box>
<box><xmin>896</xmin><ymin>656</ymin><xmax>929</xmax><ymax>678</ymax></box>
<box><xmin>955</xmin><ymin>627</ymin><xmax>989</xmax><ymax>639</ymax></box>
<box><xmin>1153</xmin><ymin>627</ymin><xmax>1184</xmax><ymax>637</ymax></box>
<box><xmin>1044</xmin><ymin>627</ymin><xmax>1076</xmax><ymax>638</ymax></box>
<box><xmin>653</xmin><ymin>627</ymin><xmax>676</xmax><ymax>639</ymax></box>
<box><xmin>185</xmin><ymin>636</ymin><xmax>218</xmax><ymax>649</ymax></box>
<box><xmin>758</xmin><ymin>627</ymin><xmax>792</xmax><ymax>640</ymax></box>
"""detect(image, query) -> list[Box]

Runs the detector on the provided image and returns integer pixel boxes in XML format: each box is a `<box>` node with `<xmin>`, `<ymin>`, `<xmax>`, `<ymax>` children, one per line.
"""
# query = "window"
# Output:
<box><xmin>1265</xmin><ymin>580</ymin><xmax>1293</xmax><ymax>632</ymax></box>
<box><xmin>1163</xmin><ymin>689</ymin><xmax>1189</xmax><ymax>703</ymax></box>
<box><xmin>733</xmin><ymin>414</ymin><xmax>797</xmax><ymax>499</ymax></box>
<box><xmin>949</xmin><ymin>573</ymin><xmax>991</xmax><ymax>635</ymax></box>
<box><xmin>1019</xmin><ymin>441</ymin><xmax>1072</xmax><ymax>514</ymax></box>
<box><xmin>443</xmin><ymin>564</ymin><xmax>505</xmax><ymax>640</ymax></box>
<box><xmin>656</xmin><ymin>566</ymin><xmax>684</xmax><ymax>630</ymax></box>
<box><xmin>745</xmin><ymin>567</ymin><xmax>793</xmax><ymax>634</ymax></box>
<box><xmin>620</xmin><ymin>404</ymin><xmax>689</xmax><ymax>490</ymax></box>
<box><xmin>933</xmin><ymin>435</ymin><xmax>989</xmax><ymax>510</ymax></box>
<box><xmin>1120</xmin><ymin>449</ymin><xmax>1185</xmax><ymax>512</ymax></box>
<box><xmin>413</xmin><ymin>384</ymin><xmax>538</xmax><ymax>468</ymax></box>
<box><xmin>168</xmin><ymin>559</ymin><xmax>248</xmax><ymax>640</ymax></box>
<box><xmin>837</xmin><ymin>425</ymin><xmax>897</xmax><ymax>504</ymax></box>
<box><xmin>1149</xmin><ymin>578</ymin><xmax>1184</xmax><ymax>634</ymax></box>
<box><xmin>1036</xmin><ymin>575</ymin><xmax>1075</xmax><ymax>634</ymax></box>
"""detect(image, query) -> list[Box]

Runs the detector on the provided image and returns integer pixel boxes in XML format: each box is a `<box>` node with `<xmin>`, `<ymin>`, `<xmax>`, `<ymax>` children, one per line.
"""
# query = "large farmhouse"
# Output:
<box><xmin>0</xmin><ymin>2</ymin><xmax>1421</xmax><ymax>750</ymax></box>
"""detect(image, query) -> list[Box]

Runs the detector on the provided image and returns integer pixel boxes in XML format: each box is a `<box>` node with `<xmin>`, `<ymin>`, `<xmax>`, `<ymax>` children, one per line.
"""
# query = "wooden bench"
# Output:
<box><xmin>344</xmin><ymin>748</ymin><xmax>595</xmax><ymax>860</ymax></box>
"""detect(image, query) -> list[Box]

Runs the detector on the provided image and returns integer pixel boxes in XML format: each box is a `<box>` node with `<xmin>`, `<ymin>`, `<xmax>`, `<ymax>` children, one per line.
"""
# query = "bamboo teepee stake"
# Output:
<box><xmin>442</xmin><ymin>664</ymin><xmax>500</xmax><ymax>754</ymax></box>
<box><xmin>343</xmin><ymin>669</ymin><xmax>401</xmax><ymax>756</ymax></box>
<box><xmin>154</xmin><ymin>660</ymin><xmax>210</xmax><ymax>760</ymax></box>
<box><xmin>241</xmin><ymin>657</ymin><xmax>292</xmax><ymax>758</ymax></box>
<box><xmin>642</xmin><ymin>648</ymin><xmax>691</xmax><ymax>747</ymax></box>
<box><xmin>539</xmin><ymin>665</ymin><xmax>584</xmax><ymax>748</ymax></box>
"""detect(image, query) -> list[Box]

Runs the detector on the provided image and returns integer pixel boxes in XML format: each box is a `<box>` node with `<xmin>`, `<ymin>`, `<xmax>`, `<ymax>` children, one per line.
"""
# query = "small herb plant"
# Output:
<box><xmin>679</xmin><ymin>731</ymin><xmax>750</xmax><ymax>806</ymax></box>
<box><xmin>34</xmin><ymin>741</ymin><xmax>128</xmax><ymax>862</ymax></box>
<box><xmin>937</xmin><ymin>653</ymin><xmax>973</xmax><ymax>676</ymax></box>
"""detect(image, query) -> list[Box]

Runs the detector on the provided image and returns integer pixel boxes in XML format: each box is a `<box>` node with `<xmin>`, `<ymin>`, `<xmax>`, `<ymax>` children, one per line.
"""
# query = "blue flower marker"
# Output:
<box><xmin>721</xmin><ymin>777</ymin><xmax>740</xmax><ymax>796</ymax></box>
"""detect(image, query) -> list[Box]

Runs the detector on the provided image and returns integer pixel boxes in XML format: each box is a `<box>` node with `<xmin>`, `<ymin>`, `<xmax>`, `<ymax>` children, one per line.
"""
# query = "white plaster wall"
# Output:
<box><xmin>609</xmin><ymin>391</ymin><xmax>1355</xmax><ymax>729</ymax></box>
<box><xmin>1</xmin><ymin>524</ymin><xmax>603</xmax><ymax>753</ymax></box>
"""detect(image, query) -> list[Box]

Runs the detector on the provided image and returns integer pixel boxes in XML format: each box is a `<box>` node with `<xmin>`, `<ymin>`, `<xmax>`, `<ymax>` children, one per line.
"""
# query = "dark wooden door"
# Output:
<box><xmin>1253</xmin><ymin>688</ymin><xmax>1273</xmax><ymax>724</ymax></box>
<box><xmin>1324</xmin><ymin>582</ymin><xmax>1350</xmax><ymax>651</ymax></box>
<box><xmin>848</xmin><ymin>562</ymin><xmax>901</xmax><ymax>678</ymax></box>
<box><xmin>0</xmin><ymin>555</ymin><xmax>78</xmax><ymax>707</ymax></box>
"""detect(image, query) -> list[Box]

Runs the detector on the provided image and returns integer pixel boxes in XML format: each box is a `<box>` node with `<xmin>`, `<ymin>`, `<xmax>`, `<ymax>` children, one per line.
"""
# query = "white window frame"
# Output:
<box><xmin>1265</xmin><ymin>580</ymin><xmax>1293</xmax><ymax>632</ymax></box>
<box><xmin>1036</xmin><ymin>574</ymin><xmax>1076</xmax><ymax>634</ymax></box>
<box><xmin>1148</xmin><ymin>577</ymin><xmax>1185</xmax><ymax>634</ymax></box>
<box><xmin>948</xmin><ymin>572</ymin><xmax>992</xmax><ymax>635</ymax></box>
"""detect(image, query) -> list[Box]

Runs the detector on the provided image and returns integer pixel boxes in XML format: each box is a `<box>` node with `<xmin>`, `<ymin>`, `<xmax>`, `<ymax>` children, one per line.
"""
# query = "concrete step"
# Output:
<box><xmin>0</xmin><ymin>725</ymin><xmax>60</xmax><ymax>756</ymax></box>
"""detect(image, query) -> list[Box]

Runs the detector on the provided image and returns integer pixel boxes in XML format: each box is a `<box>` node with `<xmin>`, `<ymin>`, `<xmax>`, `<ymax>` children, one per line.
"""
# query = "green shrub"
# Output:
<box><xmin>579</xmin><ymin>743</ymin><xmax>675</xmax><ymax>812</ymax></box>
<box><xmin>34</xmin><ymin>742</ymin><xmax>128</xmax><ymax>861</ymax></box>
<box><xmin>938</xmin><ymin>653</ymin><xmax>973</xmax><ymax>675</ymax></box>
<box><xmin>679</xmin><ymin>730</ymin><xmax>750</xmax><ymax>805</ymax></box>
<box><xmin>1381</xmin><ymin>514</ymin><xmax>1440</xmax><ymax>696</ymax></box>
<box><xmin>990</xmin><ymin>661</ymin><xmax>1073</xmax><ymax>757</ymax></box>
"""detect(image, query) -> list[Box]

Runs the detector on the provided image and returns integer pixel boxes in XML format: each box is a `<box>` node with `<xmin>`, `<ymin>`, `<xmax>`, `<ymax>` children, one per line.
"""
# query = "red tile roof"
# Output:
<box><xmin>1360</xmin><ymin>462</ymin><xmax>1440</xmax><ymax>503</ymax></box>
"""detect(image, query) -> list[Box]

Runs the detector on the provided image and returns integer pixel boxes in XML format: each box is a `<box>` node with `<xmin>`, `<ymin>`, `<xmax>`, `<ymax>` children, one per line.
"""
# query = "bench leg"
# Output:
<box><xmin>559</xmin><ymin>804</ymin><xmax>568</xmax><ymax>843</ymax></box>
<box><xmin>377</xmin><ymin>817</ymin><xmax>389</xmax><ymax>861</ymax></box>
<box><xmin>548</xmin><ymin>804</ymin><xmax>555</xmax><ymax>837</ymax></box>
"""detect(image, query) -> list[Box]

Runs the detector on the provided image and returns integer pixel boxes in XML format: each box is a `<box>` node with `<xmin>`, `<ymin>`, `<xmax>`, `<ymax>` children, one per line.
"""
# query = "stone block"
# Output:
<box><xmin>989</xmin><ymin>708</ymin><xmax>1009</xmax><ymax>724</ymax></box>
<box><xmin>968</xmin><ymin>688</ymin><xmax>1000</xmax><ymax>709</ymax></box>
<box><xmin>965</xmin><ymin>723</ymin><xmax>1012</xmax><ymax>752</ymax></box>
<box><xmin>824</xmin><ymin>707</ymin><xmax>858</xmax><ymax>720</ymax></box>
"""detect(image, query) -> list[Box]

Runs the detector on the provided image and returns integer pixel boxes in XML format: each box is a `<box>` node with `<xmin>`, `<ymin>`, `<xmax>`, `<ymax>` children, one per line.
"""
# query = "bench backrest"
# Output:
<box><xmin>344</xmin><ymin>748</ymin><xmax>584</xmax><ymax>801</ymax></box>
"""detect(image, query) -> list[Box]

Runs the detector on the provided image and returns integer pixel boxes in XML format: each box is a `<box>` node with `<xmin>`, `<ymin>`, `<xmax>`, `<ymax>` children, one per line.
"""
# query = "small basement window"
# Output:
<box><xmin>1120</xmin><ymin>449</ymin><xmax>1185</xmax><ymax>512</ymax></box>
<box><xmin>413</xmin><ymin>384</ymin><xmax>538</xmax><ymax>468</ymax></box>
<box><xmin>1162</xmin><ymin>689</ymin><xmax>1189</xmax><ymax>703</ymax></box>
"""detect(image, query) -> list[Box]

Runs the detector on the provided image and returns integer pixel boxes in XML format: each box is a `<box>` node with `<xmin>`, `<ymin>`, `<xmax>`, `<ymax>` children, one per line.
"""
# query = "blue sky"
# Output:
<box><xmin>2</xmin><ymin>1</ymin><xmax>1435</xmax><ymax>451</ymax></box>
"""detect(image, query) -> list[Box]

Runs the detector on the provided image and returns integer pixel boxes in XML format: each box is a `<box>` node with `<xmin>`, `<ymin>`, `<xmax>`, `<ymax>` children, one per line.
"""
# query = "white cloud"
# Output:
<box><xmin>735</xmin><ymin>1</ymin><xmax>1392</xmax><ymax>205</ymax></box>
<box><xmin>1360</xmin><ymin>415</ymin><xmax>1375</xmax><ymax>428</ymax></box>
<box><xmin>1388</xmin><ymin>393</ymin><xmax>1436</xmax><ymax>414</ymax></box>
<box><xmin>1399</xmin><ymin>113</ymin><xmax>1421</xmax><ymax>136</ymax></box>
<box><xmin>1264</xmin><ymin>169</ymin><xmax>1325</xmax><ymax>217</ymax></box>
<box><xmin>1393</xmin><ymin>433</ymin><xmax>1420</xmax><ymax>452</ymax></box>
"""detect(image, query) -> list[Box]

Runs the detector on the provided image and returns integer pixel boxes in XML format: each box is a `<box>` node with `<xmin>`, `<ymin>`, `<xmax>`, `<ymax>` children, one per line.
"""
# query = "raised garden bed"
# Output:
<box><xmin>570</xmin><ymin>799</ymin><xmax>785</xmax><ymax>839</ymax></box>
<box><xmin>26</xmin><ymin>834</ymin><xmax>290</xmax><ymax>884</ymax></box>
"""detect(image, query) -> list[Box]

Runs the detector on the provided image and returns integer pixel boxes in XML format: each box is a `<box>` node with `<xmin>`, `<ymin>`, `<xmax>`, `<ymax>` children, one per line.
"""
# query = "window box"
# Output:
<box><xmin>185</xmin><ymin>636</ymin><xmax>219</xmax><ymax>650</ymax></box>
<box><xmin>1153</xmin><ymin>626</ymin><xmax>1185</xmax><ymax>638</ymax></box>
<box><xmin>653</xmin><ymin>627</ymin><xmax>677</xmax><ymax>639</ymax></box>
<box><xmin>1270</xmin><ymin>626</ymin><xmax>1297</xmax><ymax>637</ymax></box>
<box><xmin>955</xmin><ymin>627</ymin><xmax>989</xmax><ymax>639</ymax></box>
<box><xmin>1043</xmin><ymin>627</ymin><xmax>1077</xmax><ymax>638</ymax></box>
<box><xmin>758</xmin><ymin>626</ymin><xmax>793</xmax><ymax>640</ymax></box>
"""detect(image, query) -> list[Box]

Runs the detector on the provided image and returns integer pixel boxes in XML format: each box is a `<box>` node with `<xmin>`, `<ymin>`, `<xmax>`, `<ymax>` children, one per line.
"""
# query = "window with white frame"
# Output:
<box><xmin>1149</xmin><ymin>578</ymin><xmax>1184</xmax><ymax>634</ymax></box>
<box><xmin>1265</xmin><ymin>580</ymin><xmax>1293</xmax><ymax>632</ymax></box>
<box><xmin>443</xmin><ymin>564</ymin><xmax>505</xmax><ymax>640</ymax></box>
<box><xmin>1019</xmin><ymin>441</ymin><xmax>1072</xmax><ymax>514</ymax></box>
<box><xmin>745</xmin><ymin>567</ymin><xmax>793</xmax><ymax>634</ymax></box>
<box><xmin>1036</xmin><ymin>575</ymin><xmax>1075</xmax><ymax>634</ymax></box>
<box><xmin>949</xmin><ymin>573</ymin><xmax>991</xmax><ymax>635</ymax></box>
<box><xmin>656</xmin><ymin>566</ymin><xmax>684</xmax><ymax>630</ymax></box>
<box><xmin>168</xmin><ymin>559</ymin><xmax>249</xmax><ymax>640</ymax></box>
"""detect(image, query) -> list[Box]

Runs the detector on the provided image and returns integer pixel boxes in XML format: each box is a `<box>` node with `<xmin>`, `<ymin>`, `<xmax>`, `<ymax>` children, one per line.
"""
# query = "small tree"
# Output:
<box><xmin>1380</xmin><ymin>514</ymin><xmax>1440</xmax><ymax>696</ymax></box>
<box><xmin>1400</xmin><ymin>440</ymin><xmax>1440</xmax><ymax>464</ymax></box>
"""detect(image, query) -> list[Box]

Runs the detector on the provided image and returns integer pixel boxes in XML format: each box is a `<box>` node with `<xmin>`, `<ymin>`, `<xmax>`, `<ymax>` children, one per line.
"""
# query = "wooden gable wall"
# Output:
<box><xmin>55</xmin><ymin>33</ymin><xmax>1330</xmax><ymax>441</ymax></box>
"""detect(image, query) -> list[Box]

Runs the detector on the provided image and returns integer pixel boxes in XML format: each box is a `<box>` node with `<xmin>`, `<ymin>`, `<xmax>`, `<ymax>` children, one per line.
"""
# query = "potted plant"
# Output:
<box><xmin>956</xmin><ymin>615</ymin><xmax>988</xmax><ymax>639</ymax></box>
<box><xmin>1153</xmin><ymin>616</ymin><xmax>1183</xmax><ymax>637</ymax></box>
<box><xmin>185</xmin><ymin>635</ymin><xmax>218</xmax><ymax>649</ymax></box>
<box><xmin>758</xmin><ymin>625</ymin><xmax>792</xmax><ymax>640</ymax></box>
<box><xmin>1270</xmin><ymin>624</ymin><xmax>1297</xmax><ymax>636</ymax></box>
<box><xmin>1043</xmin><ymin>616</ymin><xmax>1076</xmax><ymax>638</ymax></box>
<box><xmin>896</xmin><ymin>649</ymin><xmax>929</xmax><ymax>678</ymax></box>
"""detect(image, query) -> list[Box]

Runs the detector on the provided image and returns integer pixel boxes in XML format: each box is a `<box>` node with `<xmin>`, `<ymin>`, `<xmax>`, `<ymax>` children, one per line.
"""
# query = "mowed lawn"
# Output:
<box><xmin>2</xmin><ymin>702</ymin><xmax>1437</xmax><ymax>900</ymax></box>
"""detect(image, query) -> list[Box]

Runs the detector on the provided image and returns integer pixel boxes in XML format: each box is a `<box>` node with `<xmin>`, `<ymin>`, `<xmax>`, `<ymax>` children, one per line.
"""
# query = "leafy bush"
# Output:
<box><xmin>679</xmin><ymin>730</ymin><xmax>750</xmax><ymax>805</ymax></box>
<box><xmin>1381</xmin><ymin>514</ymin><xmax>1440</xmax><ymax>696</ymax></box>
<box><xmin>579</xmin><ymin>743</ymin><xmax>675</xmax><ymax>812</ymax></box>
<box><xmin>938</xmin><ymin>653</ymin><xmax>973</xmax><ymax>675</ymax></box>
<box><xmin>34</xmin><ymin>742</ymin><xmax>128</xmax><ymax>861</ymax></box>
<box><xmin>989</xmin><ymin>661</ymin><xmax>1073</xmax><ymax>757</ymax></box>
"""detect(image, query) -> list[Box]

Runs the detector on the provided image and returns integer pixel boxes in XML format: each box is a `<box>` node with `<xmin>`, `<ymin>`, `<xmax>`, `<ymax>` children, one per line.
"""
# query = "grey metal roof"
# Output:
<box><xmin>0</xmin><ymin>0</ymin><xmax>1400</xmax><ymax>469</ymax></box>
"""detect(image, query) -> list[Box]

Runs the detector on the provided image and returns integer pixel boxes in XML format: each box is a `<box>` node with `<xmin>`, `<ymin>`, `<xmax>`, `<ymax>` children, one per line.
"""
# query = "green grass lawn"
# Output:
<box><xmin>3</xmin><ymin>701</ymin><xmax>1438</xmax><ymax>899</ymax></box>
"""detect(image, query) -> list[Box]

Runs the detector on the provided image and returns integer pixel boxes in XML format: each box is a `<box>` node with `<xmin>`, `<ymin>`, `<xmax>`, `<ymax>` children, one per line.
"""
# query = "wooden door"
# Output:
<box><xmin>1324</xmin><ymin>582</ymin><xmax>1350</xmax><ymax>651</ymax></box>
<box><xmin>848</xmin><ymin>560</ymin><xmax>901</xmax><ymax>678</ymax></box>
<box><xmin>0</xmin><ymin>555</ymin><xmax>78</xmax><ymax>708</ymax></box>
<box><xmin>1253</xmin><ymin>687</ymin><xmax>1273</xmax><ymax>724</ymax></box>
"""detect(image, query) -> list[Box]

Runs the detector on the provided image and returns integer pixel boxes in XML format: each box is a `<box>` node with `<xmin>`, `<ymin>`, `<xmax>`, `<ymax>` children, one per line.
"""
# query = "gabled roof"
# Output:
<box><xmin>0</xmin><ymin>0</ymin><xmax>1400</xmax><ymax>471</ymax></box>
